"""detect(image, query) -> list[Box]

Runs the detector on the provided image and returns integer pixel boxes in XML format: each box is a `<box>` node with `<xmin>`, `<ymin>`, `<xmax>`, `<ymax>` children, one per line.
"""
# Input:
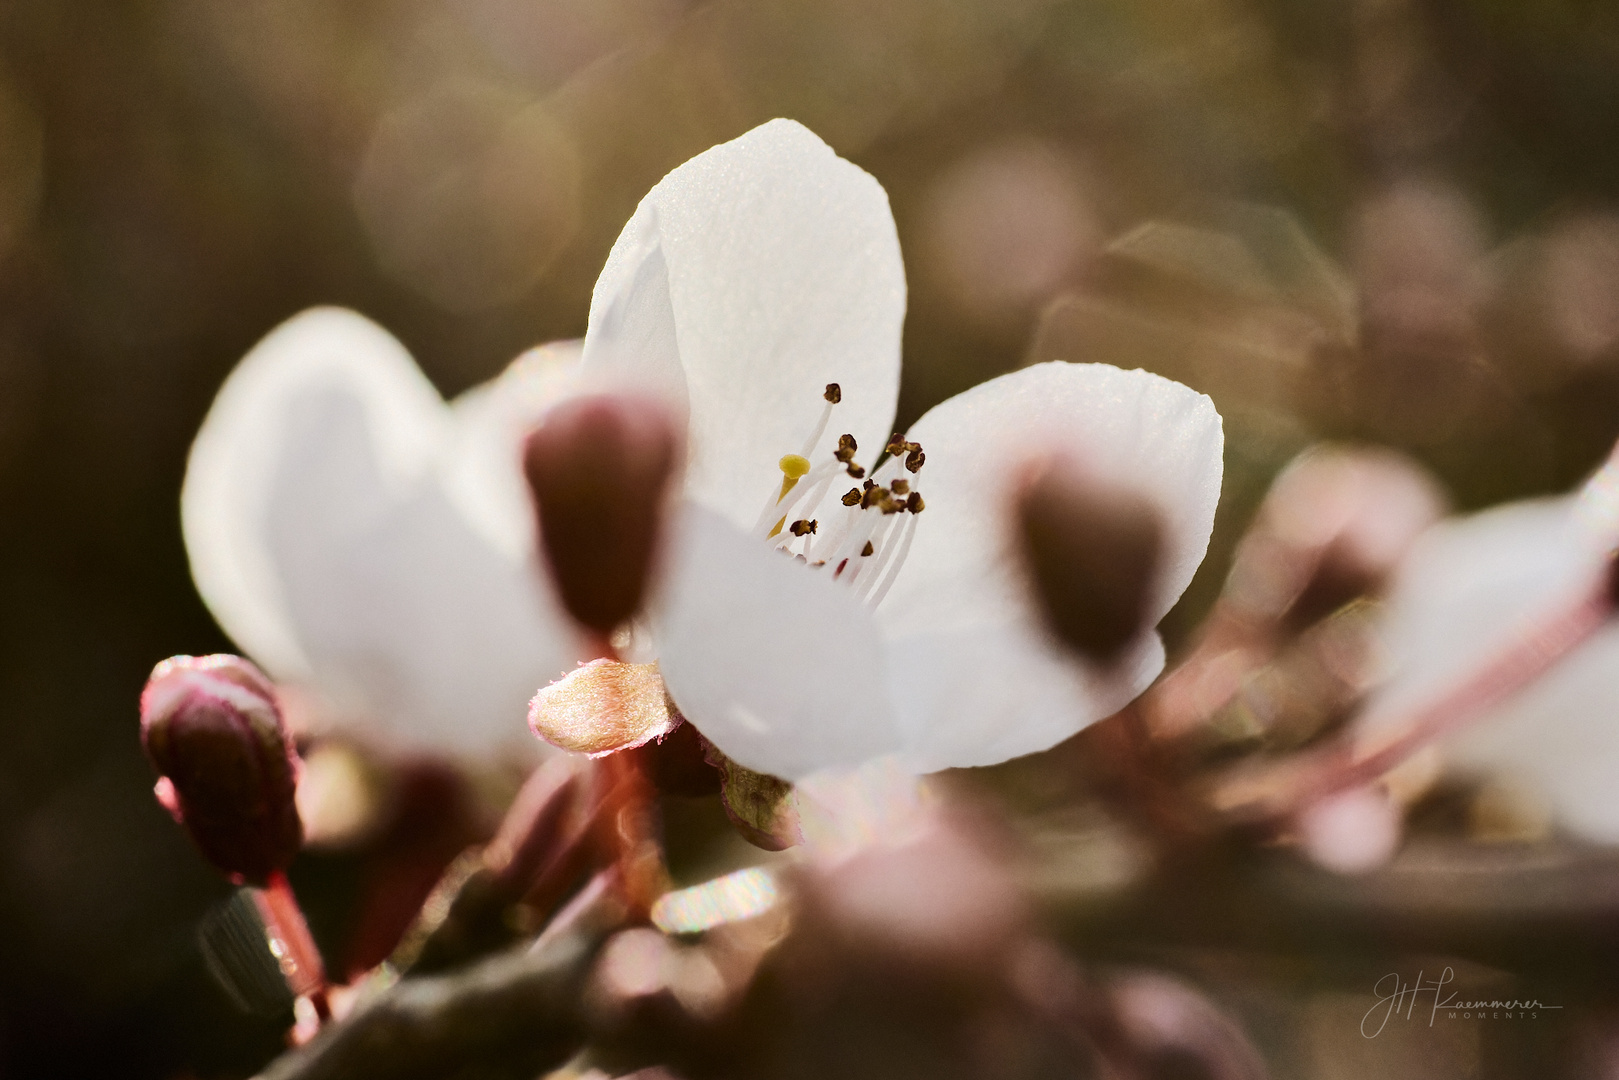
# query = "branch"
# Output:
<box><xmin>255</xmin><ymin>901</ymin><xmax>617</xmax><ymax>1080</ymax></box>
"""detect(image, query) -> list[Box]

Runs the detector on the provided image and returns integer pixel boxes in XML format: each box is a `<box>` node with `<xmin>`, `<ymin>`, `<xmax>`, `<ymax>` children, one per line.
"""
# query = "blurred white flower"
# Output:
<box><xmin>1365</xmin><ymin>450</ymin><xmax>1619</xmax><ymax>841</ymax></box>
<box><xmin>183</xmin><ymin>315</ymin><xmax>588</xmax><ymax>754</ymax></box>
<box><xmin>568</xmin><ymin>118</ymin><xmax>1224</xmax><ymax>779</ymax></box>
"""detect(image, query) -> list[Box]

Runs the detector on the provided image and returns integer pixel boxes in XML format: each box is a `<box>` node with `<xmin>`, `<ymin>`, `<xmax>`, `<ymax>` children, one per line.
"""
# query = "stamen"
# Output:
<box><xmin>864</xmin><ymin>510</ymin><xmax>919</xmax><ymax>608</ymax></box>
<box><xmin>797</xmin><ymin>388</ymin><xmax>839</xmax><ymax>458</ymax></box>
<box><xmin>843</xmin><ymin>511</ymin><xmax>906</xmax><ymax>592</ymax></box>
<box><xmin>849</xmin><ymin>512</ymin><xmax>902</xmax><ymax>594</ymax></box>
<box><xmin>779</xmin><ymin>469</ymin><xmax>839</xmax><ymax>541</ymax></box>
<box><xmin>825</xmin><ymin>509</ymin><xmax>884</xmax><ymax>578</ymax></box>
<box><xmin>756</xmin><ymin>457</ymin><xmax>839</xmax><ymax>536</ymax></box>
<box><xmin>749</xmin><ymin>390</ymin><xmax>926</xmax><ymax>609</ymax></box>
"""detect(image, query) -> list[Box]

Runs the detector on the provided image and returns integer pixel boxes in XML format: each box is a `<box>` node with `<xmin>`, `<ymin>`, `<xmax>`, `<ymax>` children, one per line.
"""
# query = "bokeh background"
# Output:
<box><xmin>3</xmin><ymin>0</ymin><xmax>1619</xmax><ymax>1075</ymax></box>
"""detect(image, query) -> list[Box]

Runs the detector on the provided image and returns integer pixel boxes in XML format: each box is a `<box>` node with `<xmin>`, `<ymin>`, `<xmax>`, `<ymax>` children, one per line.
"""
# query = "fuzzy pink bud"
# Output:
<box><xmin>524</xmin><ymin>394</ymin><xmax>680</xmax><ymax>636</ymax></box>
<box><xmin>140</xmin><ymin>654</ymin><xmax>302</xmax><ymax>884</ymax></box>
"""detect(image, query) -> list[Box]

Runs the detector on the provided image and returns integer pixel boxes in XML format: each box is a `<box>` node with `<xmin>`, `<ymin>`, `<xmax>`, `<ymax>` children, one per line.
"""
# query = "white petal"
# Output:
<box><xmin>879</xmin><ymin>362</ymin><xmax>1223</xmax><ymax>643</ymax></box>
<box><xmin>582</xmin><ymin>119</ymin><xmax>905</xmax><ymax>530</ymax></box>
<box><xmin>1443</xmin><ymin>623</ymin><xmax>1619</xmax><ymax>844</ymax></box>
<box><xmin>182</xmin><ymin>307</ymin><xmax>585</xmax><ymax>753</ymax></box>
<box><xmin>890</xmin><ymin>625</ymin><xmax>1165</xmax><ymax>772</ymax></box>
<box><xmin>441</xmin><ymin>340</ymin><xmax>583</xmax><ymax>563</ymax></box>
<box><xmin>1366</xmin><ymin>496</ymin><xmax>1604</xmax><ymax>724</ymax></box>
<box><xmin>652</xmin><ymin>505</ymin><xmax>902</xmax><ymax>779</ymax></box>
<box><xmin>1364</xmin><ymin>494</ymin><xmax>1619</xmax><ymax>842</ymax></box>
<box><xmin>865</xmin><ymin>363</ymin><xmax>1219</xmax><ymax>768</ymax></box>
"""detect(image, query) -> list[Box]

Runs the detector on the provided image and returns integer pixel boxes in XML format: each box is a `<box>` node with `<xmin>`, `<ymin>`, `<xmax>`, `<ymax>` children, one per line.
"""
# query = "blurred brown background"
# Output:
<box><xmin>2</xmin><ymin>0</ymin><xmax>1619</xmax><ymax>1075</ymax></box>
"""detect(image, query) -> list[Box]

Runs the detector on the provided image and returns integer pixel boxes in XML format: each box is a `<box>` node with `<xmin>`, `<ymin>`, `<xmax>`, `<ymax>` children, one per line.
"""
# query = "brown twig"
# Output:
<box><xmin>256</xmin><ymin>876</ymin><xmax>624</xmax><ymax>1080</ymax></box>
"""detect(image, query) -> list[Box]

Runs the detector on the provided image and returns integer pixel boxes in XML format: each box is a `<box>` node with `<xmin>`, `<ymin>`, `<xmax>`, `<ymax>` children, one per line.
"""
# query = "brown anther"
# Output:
<box><xmin>846</xmin><ymin>464</ymin><xmax>866</xmax><ymax>479</ymax></box>
<box><xmin>890</xmin><ymin>478</ymin><xmax>910</xmax><ymax>495</ymax></box>
<box><xmin>842</xmin><ymin>488</ymin><xmax>862</xmax><ymax>507</ymax></box>
<box><xmin>861</xmin><ymin>541</ymin><xmax>875</xmax><ymax>557</ymax></box>
<box><xmin>835</xmin><ymin>434</ymin><xmax>858</xmax><ymax>462</ymax></box>
<box><xmin>824</xmin><ymin>383</ymin><xmax>842</xmax><ymax>404</ymax></box>
<box><xmin>886</xmin><ymin>433</ymin><xmax>907</xmax><ymax>456</ymax></box>
<box><xmin>863</xmin><ymin>478</ymin><xmax>877</xmax><ymax>491</ymax></box>
<box><xmin>906</xmin><ymin>492</ymin><xmax>925</xmax><ymax>514</ymax></box>
<box><xmin>905</xmin><ymin>447</ymin><xmax>925</xmax><ymax>473</ymax></box>
<box><xmin>789</xmin><ymin>519</ymin><xmax>819</xmax><ymax>537</ymax></box>
<box><xmin>861</xmin><ymin>486</ymin><xmax>882</xmax><ymax>509</ymax></box>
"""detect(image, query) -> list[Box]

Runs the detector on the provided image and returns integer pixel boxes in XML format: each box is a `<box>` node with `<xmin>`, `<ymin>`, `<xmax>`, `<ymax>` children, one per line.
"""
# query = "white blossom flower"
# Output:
<box><xmin>571</xmin><ymin>119</ymin><xmax>1223</xmax><ymax>779</ymax></box>
<box><xmin>184</xmin><ymin>118</ymin><xmax>1224</xmax><ymax>777</ymax></box>
<box><xmin>1363</xmin><ymin>452</ymin><xmax>1619</xmax><ymax>841</ymax></box>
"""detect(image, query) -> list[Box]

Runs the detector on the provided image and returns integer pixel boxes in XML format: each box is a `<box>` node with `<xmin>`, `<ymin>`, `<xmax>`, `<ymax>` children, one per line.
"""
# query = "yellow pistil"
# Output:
<box><xmin>778</xmin><ymin>453</ymin><xmax>812</xmax><ymax>501</ymax></box>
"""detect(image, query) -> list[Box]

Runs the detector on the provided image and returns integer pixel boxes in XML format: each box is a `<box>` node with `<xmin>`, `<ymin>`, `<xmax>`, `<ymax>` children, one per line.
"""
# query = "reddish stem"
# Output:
<box><xmin>255</xmin><ymin>870</ymin><xmax>331</xmax><ymax>1019</ymax></box>
<box><xmin>1211</xmin><ymin>575</ymin><xmax>1614</xmax><ymax>823</ymax></box>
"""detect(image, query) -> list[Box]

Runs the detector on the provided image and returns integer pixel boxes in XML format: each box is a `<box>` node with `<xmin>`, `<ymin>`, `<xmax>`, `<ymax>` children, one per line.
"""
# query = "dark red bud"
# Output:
<box><xmin>139</xmin><ymin>654</ymin><xmax>302</xmax><ymax>884</ymax></box>
<box><xmin>524</xmin><ymin>394</ymin><xmax>681</xmax><ymax>636</ymax></box>
<box><xmin>1019</xmin><ymin>462</ymin><xmax>1165</xmax><ymax>664</ymax></box>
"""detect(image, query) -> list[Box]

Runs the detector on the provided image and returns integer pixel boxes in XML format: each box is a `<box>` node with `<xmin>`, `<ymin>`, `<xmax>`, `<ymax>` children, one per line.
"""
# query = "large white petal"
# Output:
<box><xmin>582</xmin><ymin>119</ymin><xmax>905</xmax><ymax>530</ymax></box>
<box><xmin>652</xmin><ymin>505</ymin><xmax>902</xmax><ymax>780</ymax></box>
<box><xmin>880</xmin><ymin>363</ymin><xmax>1223</xmax><ymax>640</ymax></box>
<box><xmin>182</xmin><ymin>308</ymin><xmax>585</xmax><ymax>753</ymax></box>
<box><xmin>871</xmin><ymin>362</ymin><xmax>1220</xmax><ymax>768</ymax></box>
<box><xmin>890</xmin><ymin>626</ymin><xmax>1165</xmax><ymax>772</ymax></box>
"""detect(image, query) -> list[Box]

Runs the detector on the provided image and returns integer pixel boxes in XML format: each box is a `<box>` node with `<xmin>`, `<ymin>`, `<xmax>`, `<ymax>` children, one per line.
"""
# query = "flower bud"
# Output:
<box><xmin>140</xmin><ymin>654</ymin><xmax>302</xmax><ymax>884</ymax></box>
<box><xmin>524</xmin><ymin>394</ymin><xmax>680</xmax><ymax>636</ymax></box>
<box><xmin>1019</xmin><ymin>460</ymin><xmax>1164</xmax><ymax>664</ymax></box>
<box><xmin>1226</xmin><ymin>445</ymin><xmax>1444</xmax><ymax>630</ymax></box>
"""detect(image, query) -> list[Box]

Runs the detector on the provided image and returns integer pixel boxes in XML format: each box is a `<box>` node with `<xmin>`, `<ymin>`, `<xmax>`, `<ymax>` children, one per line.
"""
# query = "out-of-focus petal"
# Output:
<box><xmin>1367</xmin><ymin>493</ymin><xmax>1619</xmax><ymax>842</ymax></box>
<box><xmin>889</xmin><ymin>624</ymin><xmax>1165</xmax><ymax>772</ymax></box>
<box><xmin>879</xmin><ymin>362</ymin><xmax>1222</xmax><ymax>647</ymax></box>
<box><xmin>1442</xmin><ymin>625</ymin><xmax>1619</xmax><ymax>843</ymax></box>
<box><xmin>182</xmin><ymin>307</ymin><xmax>585</xmax><ymax>753</ymax></box>
<box><xmin>652</xmin><ymin>505</ymin><xmax>902</xmax><ymax>779</ymax></box>
<box><xmin>1368</xmin><ymin>496</ymin><xmax>1603</xmax><ymax>723</ymax></box>
<box><xmin>184</xmin><ymin>308</ymin><xmax>443</xmax><ymax>680</ymax></box>
<box><xmin>442</xmin><ymin>340</ymin><xmax>582</xmax><ymax>563</ymax></box>
<box><xmin>582</xmin><ymin>119</ymin><xmax>905</xmax><ymax>530</ymax></box>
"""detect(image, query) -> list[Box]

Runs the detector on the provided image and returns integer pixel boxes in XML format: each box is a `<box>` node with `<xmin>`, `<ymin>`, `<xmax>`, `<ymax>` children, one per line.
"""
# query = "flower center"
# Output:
<box><xmin>750</xmin><ymin>382</ymin><xmax>925</xmax><ymax>609</ymax></box>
